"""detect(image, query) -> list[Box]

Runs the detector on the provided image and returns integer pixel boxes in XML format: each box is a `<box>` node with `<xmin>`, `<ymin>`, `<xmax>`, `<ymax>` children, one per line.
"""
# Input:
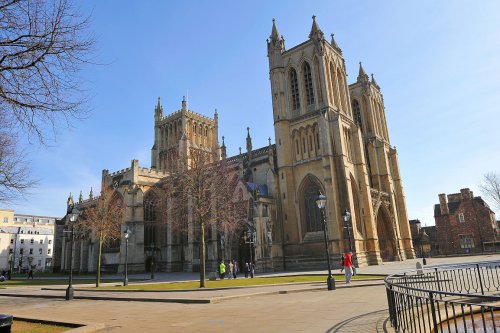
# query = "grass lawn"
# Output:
<box><xmin>98</xmin><ymin>274</ymin><xmax>384</xmax><ymax>290</ymax></box>
<box><xmin>12</xmin><ymin>320</ymin><xmax>71</xmax><ymax>333</ymax></box>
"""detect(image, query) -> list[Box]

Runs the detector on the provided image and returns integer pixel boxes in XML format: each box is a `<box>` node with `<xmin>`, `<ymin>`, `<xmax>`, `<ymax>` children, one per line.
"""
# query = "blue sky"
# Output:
<box><xmin>9</xmin><ymin>1</ymin><xmax>500</xmax><ymax>225</ymax></box>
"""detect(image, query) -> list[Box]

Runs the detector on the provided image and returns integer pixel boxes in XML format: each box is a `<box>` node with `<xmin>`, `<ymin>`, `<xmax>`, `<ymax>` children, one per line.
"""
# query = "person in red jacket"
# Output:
<box><xmin>340</xmin><ymin>251</ymin><xmax>354</xmax><ymax>283</ymax></box>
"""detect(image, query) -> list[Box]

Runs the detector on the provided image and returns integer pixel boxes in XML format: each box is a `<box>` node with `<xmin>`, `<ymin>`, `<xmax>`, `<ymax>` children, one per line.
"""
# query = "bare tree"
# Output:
<box><xmin>79</xmin><ymin>186</ymin><xmax>125</xmax><ymax>287</ymax></box>
<box><xmin>156</xmin><ymin>148</ymin><xmax>245</xmax><ymax>288</ymax></box>
<box><xmin>479</xmin><ymin>172</ymin><xmax>500</xmax><ymax>212</ymax></box>
<box><xmin>0</xmin><ymin>0</ymin><xmax>95</xmax><ymax>142</ymax></box>
<box><xmin>0</xmin><ymin>130</ymin><xmax>36</xmax><ymax>202</ymax></box>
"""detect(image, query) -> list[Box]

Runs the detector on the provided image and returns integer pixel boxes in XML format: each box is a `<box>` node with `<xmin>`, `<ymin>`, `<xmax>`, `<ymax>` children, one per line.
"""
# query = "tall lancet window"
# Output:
<box><xmin>304</xmin><ymin>183</ymin><xmax>322</xmax><ymax>232</ymax></box>
<box><xmin>352</xmin><ymin>99</ymin><xmax>362</xmax><ymax>128</ymax></box>
<box><xmin>303</xmin><ymin>62</ymin><xmax>315</xmax><ymax>105</ymax></box>
<box><xmin>290</xmin><ymin>68</ymin><xmax>300</xmax><ymax>110</ymax></box>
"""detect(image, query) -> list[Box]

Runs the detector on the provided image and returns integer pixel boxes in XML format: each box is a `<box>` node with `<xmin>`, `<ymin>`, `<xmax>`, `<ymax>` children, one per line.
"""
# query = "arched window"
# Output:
<box><xmin>304</xmin><ymin>183</ymin><xmax>322</xmax><ymax>232</ymax></box>
<box><xmin>289</xmin><ymin>68</ymin><xmax>300</xmax><ymax>110</ymax></box>
<box><xmin>144</xmin><ymin>191</ymin><xmax>158</xmax><ymax>246</ymax></box>
<box><xmin>303</xmin><ymin>62</ymin><xmax>315</xmax><ymax>105</ymax></box>
<box><xmin>352</xmin><ymin>99</ymin><xmax>362</xmax><ymax>128</ymax></box>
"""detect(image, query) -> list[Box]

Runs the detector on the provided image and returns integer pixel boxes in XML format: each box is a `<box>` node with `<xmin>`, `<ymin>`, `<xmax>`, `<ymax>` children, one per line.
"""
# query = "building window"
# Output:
<box><xmin>10</xmin><ymin>239</ymin><xmax>13</xmax><ymax>244</ymax></box>
<box><xmin>352</xmin><ymin>99</ymin><xmax>362</xmax><ymax>128</ymax></box>
<box><xmin>20</xmin><ymin>239</ymin><xmax>24</xmax><ymax>244</ymax></box>
<box><xmin>9</xmin><ymin>248</ymin><xmax>13</xmax><ymax>254</ymax></box>
<box><xmin>38</xmin><ymin>260</ymin><xmax>42</xmax><ymax>266</ymax></box>
<box><xmin>30</xmin><ymin>239</ymin><xmax>34</xmax><ymax>244</ymax></box>
<box><xmin>48</xmin><ymin>249</ymin><xmax>51</xmax><ymax>255</ymax></box>
<box><xmin>40</xmin><ymin>240</ymin><xmax>43</xmax><ymax>244</ymax></box>
<box><xmin>458</xmin><ymin>213</ymin><xmax>465</xmax><ymax>223</ymax></box>
<box><xmin>3</xmin><ymin>217</ymin><xmax>7</xmax><ymax>223</ymax></box>
<box><xmin>289</xmin><ymin>68</ymin><xmax>300</xmax><ymax>110</ymax></box>
<box><xmin>304</xmin><ymin>183</ymin><xmax>322</xmax><ymax>232</ymax></box>
<box><xmin>29</xmin><ymin>248</ymin><xmax>33</xmax><ymax>255</ymax></box>
<box><xmin>20</xmin><ymin>248</ymin><xmax>24</xmax><ymax>255</ymax></box>
<box><xmin>48</xmin><ymin>240</ymin><xmax>52</xmax><ymax>245</ymax></box>
<box><xmin>303</xmin><ymin>62</ymin><xmax>315</xmax><ymax>105</ymax></box>
<box><xmin>39</xmin><ymin>248</ymin><xmax>43</xmax><ymax>255</ymax></box>
<box><xmin>459</xmin><ymin>234</ymin><xmax>474</xmax><ymax>249</ymax></box>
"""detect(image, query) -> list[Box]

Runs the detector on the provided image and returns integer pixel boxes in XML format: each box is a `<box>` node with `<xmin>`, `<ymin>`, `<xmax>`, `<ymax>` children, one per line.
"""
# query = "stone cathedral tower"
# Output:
<box><xmin>268</xmin><ymin>17</ymin><xmax>414</xmax><ymax>266</ymax></box>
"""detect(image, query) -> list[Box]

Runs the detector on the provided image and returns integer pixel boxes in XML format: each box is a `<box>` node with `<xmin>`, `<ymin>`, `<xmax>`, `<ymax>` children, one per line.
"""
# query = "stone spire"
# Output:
<box><xmin>371</xmin><ymin>73</ymin><xmax>380</xmax><ymax>90</ymax></box>
<box><xmin>89</xmin><ymin>187</ymin><xmax>94</xmax><ymax>200</ymax></box>
<box><xmin>267</xmin><ymin>18</ymin><xmax>285</xmax><ymax>55</ymax></box>
<box><xmin>67</xmin><ymin>192</ymin><xmax>74</xmax><ymax>207</ymax></box>
<box><xmin>154</xmin><ymin>97</ymin><xmax>163</xmax><ymax>121</ymax></box>
<box><xmin>357</xmin><ymin>62</ymin><xmax>369</xmax><ymax>83</ymax></box>
<box><xmin>270</xmin><ymin>18</ymin><xmax>280</xmax><ymax>44</ymax></box>
<box><xmin>309</xmin><ymin>15</ymin><xmax>324</xmax><ymax>40</ymax></box>
<box><xmin>221</xmin><ymin>136</ymin><xmax>227</xmax><ymax>159</ymax></box>
<box><xmin>330</xmin><ymin>33</ymin><xmax>342</xmax><ymax>54</ymax></box>
<box><xmin>246</xmin><ymin>127</ymin><xmax>253</xmax><ymax>153</ymax></box>
<box><xmin>78</xmin><ymin>190</ymin><xmax>83</xmax><ymax>203</ymax></box>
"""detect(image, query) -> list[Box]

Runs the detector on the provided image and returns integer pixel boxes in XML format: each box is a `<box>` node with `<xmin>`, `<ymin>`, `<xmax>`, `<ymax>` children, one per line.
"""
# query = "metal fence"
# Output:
<box><xmin>385</xmin><ymin>260</ymin><xmax>500</xmax><ymax>332</ymax></box>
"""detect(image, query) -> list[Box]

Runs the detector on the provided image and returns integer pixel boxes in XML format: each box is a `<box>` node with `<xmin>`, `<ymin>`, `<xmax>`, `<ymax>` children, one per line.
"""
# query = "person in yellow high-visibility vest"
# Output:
<box><xmin>219</xmin><ymin>261</ymin><xmax>226</xmax><ymax>280</ymax></box>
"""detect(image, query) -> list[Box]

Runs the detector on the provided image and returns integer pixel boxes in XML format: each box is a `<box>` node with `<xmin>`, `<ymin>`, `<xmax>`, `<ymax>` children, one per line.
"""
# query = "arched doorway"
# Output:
<box><xmin>238</xmin><ymin>230</ymin><xmax>255</xmax><ymax>272</ymax></box>
<box><xmin>376</xmin><ymin>206</ymin><xmax>395</xmax><ymax>261</ymax></box>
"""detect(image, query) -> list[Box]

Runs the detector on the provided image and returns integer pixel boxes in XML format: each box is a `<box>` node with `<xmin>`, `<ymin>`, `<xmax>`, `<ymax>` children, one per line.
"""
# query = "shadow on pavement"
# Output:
<box><xmin>325</xmin><ymin>309</ymin><xmax>394</xmax><ymax>333</ymax></box>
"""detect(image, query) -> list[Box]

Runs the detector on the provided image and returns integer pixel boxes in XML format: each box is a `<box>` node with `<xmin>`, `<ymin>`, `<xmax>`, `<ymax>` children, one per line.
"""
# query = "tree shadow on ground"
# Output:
<box><xmin>325</xmin><ymin>309</ymin><xmax>393</xmax><ymax>333</ymax></box>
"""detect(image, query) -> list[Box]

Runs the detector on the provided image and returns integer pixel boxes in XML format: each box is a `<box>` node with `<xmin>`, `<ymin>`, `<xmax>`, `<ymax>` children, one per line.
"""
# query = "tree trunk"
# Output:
<box><xmin>96</xmin><ymin>237</ymin><xmax>103</xmax><ymax>287</ymax></box>
<box><xmin>200</xmin><ymin>222</ymin><xmax>206</xmax><ymax>288</ymax></box>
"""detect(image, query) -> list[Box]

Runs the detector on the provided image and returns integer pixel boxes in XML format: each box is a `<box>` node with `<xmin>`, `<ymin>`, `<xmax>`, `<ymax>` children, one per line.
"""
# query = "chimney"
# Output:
<box><xmin>460</xmin><ymin>188</ymin><xmax>472</xmax><ymax>200</ymax></box>
<box><xmin>439</xmin><ymin>193</ymin><xmax>449</xmax><ymax>215</ymax></box>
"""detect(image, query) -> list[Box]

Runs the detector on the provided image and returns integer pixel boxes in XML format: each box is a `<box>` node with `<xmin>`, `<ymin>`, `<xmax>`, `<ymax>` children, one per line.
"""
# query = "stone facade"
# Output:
<box><xmin>61</xmin><ymin>17</ymin><xmax>415</xmax><ymax>274</ymax></box>
<box><xmin>434</xmin><ymin>188</ymin><xmax>499</xmax><ymax>254</ymax></box>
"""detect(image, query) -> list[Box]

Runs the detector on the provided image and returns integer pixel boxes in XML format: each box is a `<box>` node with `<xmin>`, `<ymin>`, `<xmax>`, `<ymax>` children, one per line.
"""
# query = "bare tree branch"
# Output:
<box><xmin>479</xmin><ymin>172</ymin><xmax>500</xmax><ymax>212</ymax></box>
<box><xmin>0</xmin><ymin>0</ymin><xmax>95</xmax><ymax>143</ymax></box>
<box><xmin>155</xmin><ymin>148</ymin><xmax>246</xmax><ymax>287</ymax></box>
<box><xmin>78</xmin><ymin>186</ymin><xmax>125</xmax><ymax>287</ymax></box>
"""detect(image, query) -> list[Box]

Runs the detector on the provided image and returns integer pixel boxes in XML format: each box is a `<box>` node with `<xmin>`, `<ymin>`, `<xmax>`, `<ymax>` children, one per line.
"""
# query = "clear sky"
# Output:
<box><xmin>9</xmin><ymin>1</ymin><xmax>500</xmax><ymax>225</ymax></box>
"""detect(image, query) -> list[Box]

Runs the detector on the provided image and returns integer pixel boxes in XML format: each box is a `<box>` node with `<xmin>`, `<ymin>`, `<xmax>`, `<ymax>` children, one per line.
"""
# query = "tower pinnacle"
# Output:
<box><xmin>330</xmin><ymin>33</ymin><xmax>342</xmax><ymax>54</ymax></box>
<box><xmin>309</xmin><ymin>15</ymin><xmax>324</xmax><ymax>40</ymax></box>
<box><xmin>357</xmin><ymin>62</ymin><xmax>369</xmax><ymax>83</ymax></box>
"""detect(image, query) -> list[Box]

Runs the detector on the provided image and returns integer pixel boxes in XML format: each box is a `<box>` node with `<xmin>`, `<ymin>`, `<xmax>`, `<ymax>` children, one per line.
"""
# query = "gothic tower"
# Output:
<box><xmin>151</xmin><ymin>97</ymin><xmax>220</xmax><ymax>172</ymax></box>
<box><xmin>268</xmin><ymin>17</ymin><xmax>414</xmax><ymax>267</ymax></box>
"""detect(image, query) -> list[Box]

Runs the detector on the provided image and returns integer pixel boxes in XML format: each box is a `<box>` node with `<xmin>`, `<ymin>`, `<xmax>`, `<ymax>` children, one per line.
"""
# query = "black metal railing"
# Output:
<box><xmin>385</xmin><ymin>260</ymin><xmax>500</xmax><ymax>332</ymax></box>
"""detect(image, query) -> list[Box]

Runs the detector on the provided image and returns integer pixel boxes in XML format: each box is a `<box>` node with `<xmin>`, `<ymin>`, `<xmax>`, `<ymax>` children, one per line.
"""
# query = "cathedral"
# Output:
<box><xmin>60</xmin><ymin>17</ymin><xmax>414</xmax><ymax>275</ymax></box>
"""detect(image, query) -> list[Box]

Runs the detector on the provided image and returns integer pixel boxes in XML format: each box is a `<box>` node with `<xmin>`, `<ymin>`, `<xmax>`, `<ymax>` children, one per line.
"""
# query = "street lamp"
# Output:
<box><xmin>420</xmin><ymin>230</ymin><xmax>430</xmax><ymax>265</ymax></box>
<box><xmin>146</xmin><ymin>243</ymin><xmax>156</xmax><ymax>280</ymax></box>
<box><xmin>342</xmin><ymin>209</ymin><xmax>352</xmax><ymax>252</ymax></box>
<box><xmin>243</xmin><ymin>230</ymin><xmax>256</xmax><ymax>278</ymax></box>
<box><xmin>66</xmin><ymin>211</ymin><xmax>79</xmax><ymax>300</ymax></box>
<box><xmin>123</xmin><ymin>228</ymin><xmax>131</xmax><ymax>286</ymax></box>
<box><xmin>316</xmin><ymin>192</ymin><xmax>335</xmax><ymax>291</ymax></box>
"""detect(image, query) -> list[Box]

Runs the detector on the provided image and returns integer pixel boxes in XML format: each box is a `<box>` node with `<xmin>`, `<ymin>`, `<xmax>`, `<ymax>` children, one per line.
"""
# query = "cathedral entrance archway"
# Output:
<box><xmin>376</xmin><ymin>207</ymin><xmax>396</xmax><ymax>261</ymax></box>
<box><xmin>238</xmin><ymin>230</ymin><xmax>255</xmax><ymax>272</ymax></box>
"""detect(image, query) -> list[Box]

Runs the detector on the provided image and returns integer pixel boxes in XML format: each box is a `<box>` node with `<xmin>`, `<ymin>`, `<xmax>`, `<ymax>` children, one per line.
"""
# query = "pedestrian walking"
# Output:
<box><xmin>219</xmin><ymin>261</ymin><xmax>226</xmax><ymax>280</ymax></box>
<box><xmin>244</xmin><ymin>262</ymin><xmax>249</xmax><ymax>278</ymax></box>
<box><xmin>228</xmin><ymin>261</ymin><xmax>233</xmax><ymax>279</ymax></box>
<box><xmin>340</xmin><ymin>251</ymin><xmax>354</xmax><ymax>284</ymax></box>
<box><xmin>28</xmin><ymin>269</ymin><xmax>34</xmax><ymax>280</ymax></box>
<box><xmin>232</xmin><ymin>260</ymin><xmax>238</xmax><ymax>279</ymax></box>
<box><xmin>249</xmin><ymin>262</ymin><xmax>255</xmax><ymax>278</ymax></box>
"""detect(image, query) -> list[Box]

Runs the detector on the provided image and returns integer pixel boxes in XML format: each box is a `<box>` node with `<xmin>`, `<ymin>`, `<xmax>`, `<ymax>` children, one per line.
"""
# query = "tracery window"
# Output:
<box><xmin>352</xmin><ymin>99</ymin><xmax>362</xmax><ymax>128</ymax></box>
<box><xmin>303</xmin><ymin>62</ymin><xmax>315</xmax><ymax>105</ymax></box>
<box><xmin>304</xmin><ymin>183</ymin><xmax>322</xmax><ymax>232</ymax></box>
<box><xmin>290</xmin><ymin>68</ymin><xmax>300</xmax><ymax>110</ymax></box>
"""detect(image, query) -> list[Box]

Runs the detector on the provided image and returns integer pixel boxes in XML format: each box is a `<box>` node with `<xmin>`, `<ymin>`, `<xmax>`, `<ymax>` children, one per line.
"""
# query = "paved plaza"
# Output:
<box><xmin>1</xmin><ymin>254</ymin><xmax>499</xmax><ymax>332</ymax></box>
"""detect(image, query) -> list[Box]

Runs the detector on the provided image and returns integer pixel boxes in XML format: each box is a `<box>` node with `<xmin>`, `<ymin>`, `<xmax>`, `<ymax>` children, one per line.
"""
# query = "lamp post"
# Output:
<box><xmin>342</xmin><ymin>209</ymin><xmax>352</xmax><ymax>252</ymax></box>
<box><xmin>316</xmin><ymin>192</ymin><xmax>335</xmax><ymax>291</ymax></box>
<box><xmin>147</xmin><ymin>242</ymin><xmax>156</xmax><ymax>280</ymax></box>
<box><xmin>65</xmin><ymin>211</ymin><xmax>79</xmax><ymax>300</ymax></box>
<box><xmin>244</xmin><ymin>230</ymin><xmax>256</xmax><ymax>278</ymax></box>
<box><xmin>420</xmin><ymin>229</ymin><xmax>430</xmax><ymax>265</ymax></box>
<box><xmin>123</xmin><ymin>228</ymin><xmax>131</xmax><ymax>286</ymax></box>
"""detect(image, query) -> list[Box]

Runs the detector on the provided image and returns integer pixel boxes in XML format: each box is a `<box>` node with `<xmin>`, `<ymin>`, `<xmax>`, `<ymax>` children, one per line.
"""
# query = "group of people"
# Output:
<box><xmin>218</xmin><ymin>260</ymin><xmax>255</xmax><ymax>280</ymax></box>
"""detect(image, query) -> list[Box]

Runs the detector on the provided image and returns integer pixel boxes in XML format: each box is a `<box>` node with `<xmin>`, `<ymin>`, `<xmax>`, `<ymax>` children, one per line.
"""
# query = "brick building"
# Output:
<box><xmin>409</xmin><ymin>219</ymin><xmax>438</xmax><ymax>256</ymax></box>
<box><xmin>434</xmin><ymin>188</ymin><xmax>499</xmax><ymax>254</ymax></box>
